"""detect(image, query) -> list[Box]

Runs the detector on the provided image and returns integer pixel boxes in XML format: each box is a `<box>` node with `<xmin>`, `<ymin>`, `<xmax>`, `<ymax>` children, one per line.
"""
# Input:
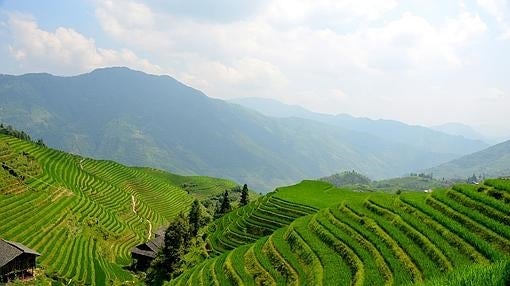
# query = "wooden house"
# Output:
<box><xmin>0</xmin><ymin>239</ymin><xmax>40</xmax><ymax>282</ymax></box>
<box><xmin>131</xmin><ymin>228</ymin><xmax>167</xmax><ymax>271</ymax></box>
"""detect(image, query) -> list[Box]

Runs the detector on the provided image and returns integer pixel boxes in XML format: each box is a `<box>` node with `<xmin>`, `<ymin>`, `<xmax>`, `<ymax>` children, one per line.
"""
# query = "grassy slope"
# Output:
<box><xmin>0</xmin><ymin>134</ymin><xmax>230</xmax><ymax>284</ymax></box>
<box><xmin>170</xmin><ymin>179</ymin><xmax>510</xmax><ymax>285</ymax></box>
<box><xmin>135</xmin><ymin>167</ymin><xmax>238</xmax><ymax>200</ymax></box>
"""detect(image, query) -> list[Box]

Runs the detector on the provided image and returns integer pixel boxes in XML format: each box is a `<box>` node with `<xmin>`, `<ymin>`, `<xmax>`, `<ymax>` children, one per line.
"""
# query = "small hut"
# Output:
<box><xmin>0</xmin><ymin>239</ymin><xmax>40</xmax><ymax>282</ymax></box>
<box><xmin>131</xmin><ymin>235</ymin><xmax>164</xmax><ymax>271</ymax></box>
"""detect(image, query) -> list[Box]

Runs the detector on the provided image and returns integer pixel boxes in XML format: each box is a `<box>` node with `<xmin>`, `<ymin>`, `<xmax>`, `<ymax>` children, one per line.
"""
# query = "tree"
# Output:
<box><xmin>36</xmin><ymin>138</ymin><xmax>46</xmax><ymax>147</ymax></box>
<box><xmin>240</xmin><ymin>184</ymin><xmax>249</xmax><ymax>206</ymax></box>
<box><xmin>215</xmin><ymin>190</ymin><xmax>231</xmax><ymax>219</ymax></box>
<box><xmin>188</xmin><ymin>200</ymin><xmax>201</xmax><ymax>237</ymax></box>
<box><xmin>146</xmin><ymin>212</ymin><xmax>190</xmax><ymax>285</ymax></box>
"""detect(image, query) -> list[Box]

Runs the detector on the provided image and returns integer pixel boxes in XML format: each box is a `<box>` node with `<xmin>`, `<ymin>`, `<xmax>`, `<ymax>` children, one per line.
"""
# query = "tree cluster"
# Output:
<box><xmin>146</xmin><ymin>185</ymin><xmax>251</xmax><ymax>285</ymax></box>
<box><xmin>409</xmin><ymin>172</ymin><xmax>433</xmax><ymax>179</ymax></box>
<box><xmin>0</xmin><ymin>123</ymin><xmax>46</xmax><ymax>147</ymax></box>
<box><xmin>467</xmin><ymin>173</ymin><xmax>485</xmax><ymax>184</ymax></box>
<box><xmin>146</xmin><ymin>199</ymin><xmax>209</xmax><ymax>285</ymax></box>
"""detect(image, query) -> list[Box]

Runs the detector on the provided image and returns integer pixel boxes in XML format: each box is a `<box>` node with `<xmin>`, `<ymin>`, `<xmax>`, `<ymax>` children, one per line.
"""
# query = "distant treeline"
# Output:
<box><xmin>0</xmin><ymin>124</ymin><xmax>46</xmax><ymax>147</ymax></box>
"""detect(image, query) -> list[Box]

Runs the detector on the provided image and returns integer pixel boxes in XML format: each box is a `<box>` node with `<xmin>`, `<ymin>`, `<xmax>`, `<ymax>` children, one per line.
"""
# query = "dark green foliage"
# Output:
<box><xmin>188</xmin><ymin>200</ymin><xmax>202</xmax><ymax>237</ymax></box>
<box><xmin>215</xmin><ymin>190</ymin><xmax>231</xmax><ymax>218</ymax></box>
<box><xmin>147</xmin><ymin>213</ymin><xmax>191</xmax><ymax>285</ymax></box>
<box><xmin>240</xmin><ymin>184</ymin><xmax>249</xmax><ymax>206</ymax></box>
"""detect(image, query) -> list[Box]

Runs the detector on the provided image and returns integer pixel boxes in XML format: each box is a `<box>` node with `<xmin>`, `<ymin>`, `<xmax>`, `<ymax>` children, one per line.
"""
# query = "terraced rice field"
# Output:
<box><xmin>169</xmin><ymin>180</ymin><xmax>510</xmax><ymax>285</ymax></box>
<box><xmin>0</xmin><ymin>134</ymin><xmax>201</xmax><ymax>284</ymax></box>
<box><xmin>205</xmin><ymin>194</ymin><xmax>318</xmax><ymax>255</ymax></box>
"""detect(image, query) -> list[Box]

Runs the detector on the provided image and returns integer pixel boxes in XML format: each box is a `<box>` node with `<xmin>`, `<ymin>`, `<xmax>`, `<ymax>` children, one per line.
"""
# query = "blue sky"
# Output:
<box><xmin>0</xmin><ymin>0</ymin><xmax>509</xmax><ymax>137</ymax></box>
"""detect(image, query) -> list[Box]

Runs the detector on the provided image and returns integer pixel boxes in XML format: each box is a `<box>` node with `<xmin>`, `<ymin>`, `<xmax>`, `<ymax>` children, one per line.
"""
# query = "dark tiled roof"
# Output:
<box><xmin>146</xmin><ymin>236</ymin><xmax>164</xmax><ymax>253</ymax></box>
<box><xmin>155</xmin><ymin>227</ymin><xmax>166</xmax><ymax>237</ymax></box>
<box><xmin>0</xmin><ymin>239</ymin><xmax>40</xmax><ymax>268</ymax></box>
<box><xmin>131</xmin><ymin>247</ymin><xmax>157</xmax><ymax>258</ymax></box>
<box><xmin>131</xmin><ymin>236</ymin><xmax>164</xmax><ymax>258</ymax></box>
<box><xmin>5</xmin><ymin>240</ymin><xmax>41</xmax><ymax>256</ymax></box>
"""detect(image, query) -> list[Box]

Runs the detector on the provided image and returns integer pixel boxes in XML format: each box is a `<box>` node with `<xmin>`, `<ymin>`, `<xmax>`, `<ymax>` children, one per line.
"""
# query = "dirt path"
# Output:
<box><xmin>131</xmin><ymin>195</ymin><xmax>136</xmax><ymax>214</ymax></box>
<box><xmin>147</xmin><ymin>219</ymin><xmax>152</xmax><ymax>240</ymax></box>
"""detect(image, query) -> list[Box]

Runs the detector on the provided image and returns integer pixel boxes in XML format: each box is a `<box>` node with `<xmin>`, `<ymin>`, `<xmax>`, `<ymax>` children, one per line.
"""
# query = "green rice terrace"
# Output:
<box><xmin>2</xmin><ymin>131</ymin><xmax>510</xmax><ymax>285</ymax></box>
<box><xmin>0</xmin><ymin>134</ymin><xmax>235</xmax><ymax>284</ymax></box>
<box><xmin>170</xmin><ymin>180</ymin><xmax>510</xmax><ymax>285</ymax></box>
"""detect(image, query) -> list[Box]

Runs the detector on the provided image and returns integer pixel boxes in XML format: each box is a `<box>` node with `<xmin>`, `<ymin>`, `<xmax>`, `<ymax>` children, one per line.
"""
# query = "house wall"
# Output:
<box><xmin>0</xmin><ymin>254</ymin><xmax>37</xmax><ymax>281</ymax></box>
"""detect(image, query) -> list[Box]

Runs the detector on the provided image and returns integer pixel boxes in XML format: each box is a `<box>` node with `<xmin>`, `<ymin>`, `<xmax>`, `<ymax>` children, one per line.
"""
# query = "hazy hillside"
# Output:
<box><xmin>431</xmin><ymin>122</ymin><xmax>486</xmax><ymax>141</ymax></box>
<box><xmin>230</xmin><ymin>97</ymin><xmax>488</xmax><ymax>155</ymax></box>
<box><xmin>0</xmin><ymin>68</ymin><xmax>481</xmax><ymax>191</ymax></box>
<box><xmin>427</xmin><ymin>140</ymin><xmax>510</xmax><ymax>179</ymax></box>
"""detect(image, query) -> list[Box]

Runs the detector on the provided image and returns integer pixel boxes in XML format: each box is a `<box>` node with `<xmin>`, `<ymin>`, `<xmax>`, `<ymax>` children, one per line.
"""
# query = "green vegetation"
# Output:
<box><xmin>320</xmin><ymin>170</ymin><xmax>372</xmax><ymax>187</ymax></box>
<box><xmin>0</xmin><ymin>134</ymin><xmax>235</xmax><ymax>284</ymax></box>
<box><xmin>168</xmin><ymin>179</ymin><xmax>510</xmax><ymax>285</ymax></box>
<box><xmin>321</xmin><ymin>171</ymin><xmax>449</xmax><ymax>193</ymax></box>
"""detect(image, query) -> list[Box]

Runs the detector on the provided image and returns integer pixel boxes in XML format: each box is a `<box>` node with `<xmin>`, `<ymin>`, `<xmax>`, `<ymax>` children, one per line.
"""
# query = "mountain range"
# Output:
<box><xmin>427</xmin><ymin>139</ymin><xmax>510</xmax><ymax>179</ymax></box>
<box><xmin>0</xmin><ymin>67</ymin><xmax>490</xmax><ymax>191</ymax></box>
<box><xmin>229</xmin><ymin>97</ymin><xmax>489</xmax><ymax>155</ymax></box>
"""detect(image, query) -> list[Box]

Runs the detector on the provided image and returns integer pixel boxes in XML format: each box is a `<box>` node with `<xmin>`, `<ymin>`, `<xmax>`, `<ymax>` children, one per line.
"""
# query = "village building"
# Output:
<box><xmin>0</xmin><ymin>239</ymin><xmax>40</xmax><ymax>282</ymax></box>
<box><xmin>131</xmin><ymin>227</ymin><xmax>166</xmax><ymax>271</ymax></box>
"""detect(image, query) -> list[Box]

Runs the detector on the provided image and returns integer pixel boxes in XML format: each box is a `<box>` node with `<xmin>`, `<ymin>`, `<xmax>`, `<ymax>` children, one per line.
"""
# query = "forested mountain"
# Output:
<box><xmin>427</xmin><ymin>140</ymin><xmax>510</xmax><ymax>179</ymax></box>
<box><xmin>0</xmin><ymin>68</ymin><xmax>486</xmax><ymax>191</ymax></box>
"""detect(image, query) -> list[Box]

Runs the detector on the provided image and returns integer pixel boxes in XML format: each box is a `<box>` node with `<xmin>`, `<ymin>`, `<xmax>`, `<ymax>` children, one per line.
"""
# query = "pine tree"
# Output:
<box><xmin>188</xmin><ymin>200</ymin><xmax>201</xmax><ymax>237</ymax></box>
<box><xmin>216</xmin><ymin>190</ymin><xmax>231</xmax><ymax>218</ymax></box>
<box><xmin>146</xmin><ymin>212</ymin><xmax>190</xmax><ymax>284</ymax></box>
<box><xmin>240</xmin><ymin>184</ymin><xmax>249</xmax><ymax>206</ymax></box>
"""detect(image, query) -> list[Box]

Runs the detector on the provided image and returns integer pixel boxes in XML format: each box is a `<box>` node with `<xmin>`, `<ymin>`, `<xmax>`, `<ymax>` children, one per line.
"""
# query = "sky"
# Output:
<box><xmin>0</xmin><ymin>0</ymin><xmax>509</xmax><ymax>136</ymax></box>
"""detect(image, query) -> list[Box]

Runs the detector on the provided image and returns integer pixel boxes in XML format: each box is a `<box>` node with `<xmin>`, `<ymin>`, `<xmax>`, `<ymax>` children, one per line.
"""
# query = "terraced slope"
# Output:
<box><xmin>0</xmin><ymin>134</ymin><xmax>226</xmax><ymax>284</ymax></box>
<box><xmin>169</xmin><ymin>179</ymin><xmax>510</xmax><ymax>285</ymax></box>
<box><xmin>205</xmin><ymin>194</ymin><xmax>318</xmax><ymax>255</ymax></box>
<box><xmin>136</xmin><ymin>168</ymin><xmax>238</xmax><ymax>200</ymax></box>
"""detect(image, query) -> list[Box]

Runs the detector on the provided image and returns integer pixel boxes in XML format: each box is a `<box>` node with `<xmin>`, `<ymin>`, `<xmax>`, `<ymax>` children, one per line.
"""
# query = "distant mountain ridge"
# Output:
<box><xmin>431</xmin><ymin>122</ymin><xmax>485</xmax><ymax>141</ymax></box>
<box><xmin>0</xmin><ymin>68</ymin><xmax>488</xmax><ymax>191</ymax></box>
<box><xmin>230</xmin><ymin>97</ymin><xmax>489</xmax><ymax>155</ymax></box>
<box><xmin>427</xmin><ymin>140</ymin><xmax>510</xmax><ymax>179</ymax></box>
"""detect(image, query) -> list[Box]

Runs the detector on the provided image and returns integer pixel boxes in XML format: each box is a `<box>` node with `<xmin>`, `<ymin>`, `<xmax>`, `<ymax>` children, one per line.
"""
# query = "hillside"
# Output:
<box><xmin>169</xmin><ymin>179</ymin><xmax>510</xmax><ymax>285</ymax></box>
<box><xmin>230</xmin><ymin>97</ymin><xmax>489</xmax><ymax>154</ymax></box>
<box><xmin>320</xmin><ymin>171</ymin><xmax>448</xmax><ymax>192</ymax></box>
<box><xmin>0</xmin><ymin>134</ymin><xmax>234</xmax><ymax>284</ymax></box>
<box><xmin>427</xmin><ymin>140</ymin><xmax>510</xmax><ymax>179</ymax></box>
<box><xmin>0</xmin><ymin>68</ymin><xmax>487</xmax><ymax>192</ymax></box>
<box><xmin>320</xmin><ymin>171</ymin><xmax>372</xmax><ymax>187</ymax></box>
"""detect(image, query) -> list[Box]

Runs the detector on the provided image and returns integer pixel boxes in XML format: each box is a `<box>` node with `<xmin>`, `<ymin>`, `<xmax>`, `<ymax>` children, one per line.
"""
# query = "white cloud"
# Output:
<box><xmin>7</xmin><ymin>14</ymin><xmax>161</xmax><ymax>75</ymax></box>
<box><xmin>477</xmin><ymin>0</ymin><xmax>507</xmax><ymax>23</ymax></box>
<box><xmin>500</xmin><ymin>28</ymin><xmax>510</xmax><ymax>40</ymax></box>
<box><xmin>2</xmin><ymin>1</ymin><xmax>506</xmax><ymax>128</ymax></box>
<box><xmin>262</xmin><ymin>0</ymin><xmax>398</xmax><ymax>24</ymax></box>
<box><xmin>484</xmin><ymin>87</ymin><xmax>506</xmax><ymax>100</ymax></box>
